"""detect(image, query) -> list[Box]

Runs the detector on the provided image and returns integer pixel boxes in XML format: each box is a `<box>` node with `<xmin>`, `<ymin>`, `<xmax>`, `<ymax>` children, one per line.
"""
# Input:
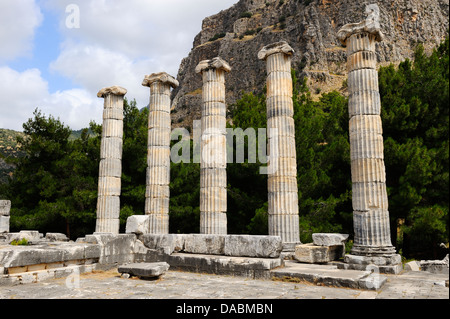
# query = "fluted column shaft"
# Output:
<box><xmin>258</xmin><ymin>42</ymin><xmax>300</xmax><ymax>246</ymax></box>
<box><xmin>346</xmin><ymin>32</ymin><xmax>395</xmax><ymax>255</ymax></box>
<box><xmin>338</xmin><ymin>4</ymin><xmax>396</xmax><ymax>257</ymax></box>
<box><xmin>96</xmin><ymin>86</ymin><xmax>127</xmax><ymax>234</ymax></box>
<box><xmin>142</xmin><ymin>73</ymin><xmax>179</xmax><ymax>234</ymax></box>
<box><xmin>196</xmin><ymin>57</ymin><xmax>231</xmax><ymax>235</ymax></box>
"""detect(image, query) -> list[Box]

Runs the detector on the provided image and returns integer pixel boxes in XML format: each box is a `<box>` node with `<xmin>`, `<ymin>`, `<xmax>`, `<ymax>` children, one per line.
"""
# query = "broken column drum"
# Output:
<box><xmin>338</xmin><ymin>5</ymin><xmax>398</xmax><ymax>258</ymax></box>
<box><xmin>258</xmin><ymin>42</ymin><xmax>300</xmax><ymax>247</ymax></box>
<box><xmin>96</xmin><ymin>86</ymin><xmax>127</xmax><ymax>234</ymax></box>
<box><xmin>195</xmin><ymin>57</ymin><xmax>231</xmax><ymax>235</ymax></box>
<box><xmin>142</xmin><ymin>72</ymin><xmax>179</xmax><ymax>234</ymax></box>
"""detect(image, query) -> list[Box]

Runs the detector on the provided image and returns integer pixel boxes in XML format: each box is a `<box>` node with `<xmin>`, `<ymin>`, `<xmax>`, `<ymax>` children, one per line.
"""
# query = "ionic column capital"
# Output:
<box><xmin>195</xmin><ymin>57</ymin><xmax>231</xmax><ymax>74</ymax></box>
<box><xmin>258</xmin><ymin>41</ymin><xmax>294</xmax><ymax>61</ymax></box>
<box><xmin>142</xmin><ymin>72</ymin><xmax>179</xmax><ymax>89</ymax></box>
<box><xmin>337</xmin><ymin>4</ymin><xmax>384</xmax><ymax>46</ymax></box>
<box><xmin>97</xmin><ymin>86</ymin><xmax>127</xmax><ymax>98</ymax></box>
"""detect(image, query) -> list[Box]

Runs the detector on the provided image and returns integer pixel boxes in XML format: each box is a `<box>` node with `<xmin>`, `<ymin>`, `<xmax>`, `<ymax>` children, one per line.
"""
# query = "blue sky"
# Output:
<box><xmin>7</xmin><ymin>3</ymin><xmax>72</xmax><ymax>93</ymax></box>
<box><xmin>0</xmin><ymin>0</ymin><xmax>238</xmax><ymax>131</ymax></box>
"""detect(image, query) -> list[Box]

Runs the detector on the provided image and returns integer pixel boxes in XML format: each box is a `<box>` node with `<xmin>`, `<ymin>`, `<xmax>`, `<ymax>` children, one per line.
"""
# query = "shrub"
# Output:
<box><xmin>209</xmin><ymin>33</ymin><xmax>226</xmax><ymax>42</ymax></box>
<box><xmin>244</xmin><ymin>29</ymin><xmax>256</xmax><ymax>36</ymax></box>
<box><xmin>240</xmin><ymin>12</ymin><xmax>252</xmax><ymax>19</ymax></box>
<box><xmin>11</xmin><ymin>238</ymin><xmax>29</xmax><ymax>246</ymax></box>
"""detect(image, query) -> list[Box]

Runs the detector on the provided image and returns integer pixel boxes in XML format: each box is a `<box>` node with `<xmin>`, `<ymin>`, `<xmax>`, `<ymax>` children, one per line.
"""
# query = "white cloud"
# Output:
<box><xmin>47</xmin><ymin>0</ymin><xmax>239</xmax><ymax>109</ymax></box>
<box><xmin>50</xmin><ymin>41</ymin><xmax>135</xmax><ymax>90</ymax></box>
<box><xmin>49</xmin><ymin>41</ymin><xmax>153</xmax><ymax>110</ymax></box>
<box><xmin>43</xmin><ymin>88</ymin><xmax>102</xmax><ymax>129</ymax></box>
<box><xmin>0</xmin><ymin>66</ymin><xmax>101</xmax><ymax>131</ymax></box>
<box><xmin>0</xmin><ymin>0</ymin><xmax>43</xmax><ymax>62</ymax></box>
<box><xmin>44</xmin><ymin>0</ymin><xmax>238</xmax><ymax>72</ymax></box>
<box><xmin>0</xmin><ymin>67</ymin><xmax>48</xmax><ymax>130</ymax></box>
<box><xmin>43</xmin><ymin>0</ymin><xmax>237</xmax><ymax>58</ymax></box>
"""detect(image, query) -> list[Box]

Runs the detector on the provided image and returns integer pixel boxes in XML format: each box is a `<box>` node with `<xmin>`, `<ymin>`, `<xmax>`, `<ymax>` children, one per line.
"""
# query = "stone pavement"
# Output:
<box><xmin>0</xmin><ymin>267</ymin><xmax>447</xmax><ymax>300</ymax></box>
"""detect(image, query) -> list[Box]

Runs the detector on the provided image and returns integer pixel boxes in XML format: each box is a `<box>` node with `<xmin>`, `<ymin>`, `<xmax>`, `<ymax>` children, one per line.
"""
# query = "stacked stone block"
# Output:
<box><xmin>195</xmin><ymin>57</ymin><xmax>231</xmax><ymax>235</ymax></box>
<box><xmin>338</xmin><ymin>4</ymin><xmax>400</xmax><ymax>269</ymax></box>
<box><xmin>0</xmin><ymin>200</ymin><xmax>11</xmax><ymax>233</ymax></box>
<box><xmin>96</xmin><ymin>86</ymin><xmax>127</xmax><ymax>234</ymax></box>
<box><xmin>258</xmin><ymin>42</ymin><xmax>300</xmax><ymax>247</ymax></box>
<box><xmin>142</xmin><ymin>72</ymin><xmax>179</xmax><ymax>234</ymax></box>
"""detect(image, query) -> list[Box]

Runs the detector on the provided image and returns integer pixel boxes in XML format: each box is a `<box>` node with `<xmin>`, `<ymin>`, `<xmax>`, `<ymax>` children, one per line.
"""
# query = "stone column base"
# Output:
<box><xmin>351</xmin><ymin>244</ymin><xmax>397</xmax><ymax>256</ymax></box>
<box><xmin>340</xmin><ymin>253</ymin><xmax>403</xmax><ymax>274</ymax></box>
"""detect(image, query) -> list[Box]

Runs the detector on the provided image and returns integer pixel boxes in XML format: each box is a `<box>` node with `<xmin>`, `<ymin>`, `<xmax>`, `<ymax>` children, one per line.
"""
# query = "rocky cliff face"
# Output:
<box><xmin>171</xmin><ymin>0</ymin><xmax>449</xmax><ymax>128</ymax></box>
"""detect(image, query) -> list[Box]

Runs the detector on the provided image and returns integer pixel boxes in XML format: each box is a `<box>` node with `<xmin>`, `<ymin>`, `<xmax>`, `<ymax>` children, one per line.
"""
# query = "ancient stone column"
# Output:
<box><xmin>95</xmin><ymin>86</ymin><xmax>127</xmax><ymax>234</ymax></box>
<box><xmin>338</xmin><ymin>4</ymin><xmax>401</xmax><ymax>273</ymax></box>
<box><xmin>142</xmin><ymin>72</ymin><xmax>179</xmax><ymax>234</ymax></box>
<box><xmin>195</xmin><ymin>57</ymin><xmax>231</xmax><ymax>235</ymax></box>
<box><xmin>258</xmin><ymin>41</ymin><xmax>300</xmax><ymax>249</ymax></box>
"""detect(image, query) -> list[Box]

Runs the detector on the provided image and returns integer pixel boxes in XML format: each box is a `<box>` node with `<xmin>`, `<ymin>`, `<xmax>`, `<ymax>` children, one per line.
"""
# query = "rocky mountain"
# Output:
<box><xmin>171</xmin><ymin>0</ymin><xmax>449</xmax><ymax>128</ymax></box>
<box><xmin>0</xmin><ymin>129</ymin><xmax>24</xmax><ymax>158</ymax></box>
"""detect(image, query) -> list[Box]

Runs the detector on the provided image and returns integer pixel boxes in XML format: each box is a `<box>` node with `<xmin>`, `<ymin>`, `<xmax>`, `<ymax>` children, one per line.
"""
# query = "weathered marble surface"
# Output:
<box><xmin>312</xmin><ymin>233</ymin><xmax>349</xmax><ymax>247</ymax></box>
<box><xmin>196</xmin><ymin>57</ymin><xmax>230</xmax><ymax>235</ymax></box>
<box><xmin>0</xmin><ymin>201</ymin><xmax>10</xmax><ymax>233</ymax></box>
<box><xmin>294</xmin><ymin>243</ymin><xmax>344</xmax><ymax>264</ymax></box>
<box><xmin>96</xmin><ymin>86</ymin><xmax>127</xmax><ymax>234</ymax></box>
<box><xmin>0</xmin><ymin>200</ymin><xmax>11</xmax><ymax>216</ymax></box>
<box><xmin>141</xmin><ymin>234</ymin><xmax>283</xmax><ymax>258</ymax></box>
<box><xmin>258</xmin><ymin>41</ymin><xmax>300</xmax><ymax>246</ymax></box>
<box><xmin>125</xmin><ymin>215</ymin><xmax>150</xmax><ymax>235</ymax></box>
<box><xmin>142</xmin><ymin>72</ymin><xmax>178</xmax><ymax>234</ymax></box>
<box><xmin>118</xmin><ymin>262</ymin><xmax>170</xmax><ymax>278</ymax></box>
<box><xmin>338</xmin><ymin>6</ymin><xmax>400</xmax><ymax>272</ymax></box>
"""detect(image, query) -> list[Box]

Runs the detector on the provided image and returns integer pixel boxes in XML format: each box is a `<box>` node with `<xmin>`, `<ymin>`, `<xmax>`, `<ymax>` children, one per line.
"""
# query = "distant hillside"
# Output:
<box><xmin>0</xmin><ymin>129</ymin><xmax>24</xmax><ymax>158</ymax></box>
<box><xmin>69</xmin><ymin>129</ymin><xmax>84</xmax><ymax>141</ymax></box>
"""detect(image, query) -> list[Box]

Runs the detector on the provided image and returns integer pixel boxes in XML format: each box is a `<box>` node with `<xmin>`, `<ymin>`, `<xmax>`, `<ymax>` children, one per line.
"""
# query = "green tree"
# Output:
<box><xmin>119</xmin><ymin>98</ymin><xmax>148</xmax><ymax>230</ymax></box>
<box><xmin>169</xmin><ymin>158</ymin><xmax>201</xmax><ymax>234</ymax></box>
<box><xmin>379</xmin><ymin>37</ymin><xmax>449</xmax><ymax>259</ymax></box>
<box><xmin>402</xmin><ymin>205</ymin><xmax>448</xmax><ymax>259</ymax></box>
<box><xmin>5</xmin><ymin>109</ymin><xmax>100</xmax><ymax>239</ymax></box>
<box><xmin>228</xmin><ymin>91</ymin><xmax>268</xmax><ymax>234</ymax></box>
<box><xmin>292</xmin><ymin>73</ymin><xmax>351</xmax><ymax>242</ymax></box>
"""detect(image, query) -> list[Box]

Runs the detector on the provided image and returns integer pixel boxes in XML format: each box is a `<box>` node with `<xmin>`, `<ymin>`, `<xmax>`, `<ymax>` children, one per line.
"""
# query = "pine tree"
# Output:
<box><xmin>379</xmin><ymin>37</ymin><xmax>449</xmax><ymax>259</ymax></box>
<box><xmin>5</xmin><ymin>109</ymin><xmax>100</xmax><ymax>238</ymax></box>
